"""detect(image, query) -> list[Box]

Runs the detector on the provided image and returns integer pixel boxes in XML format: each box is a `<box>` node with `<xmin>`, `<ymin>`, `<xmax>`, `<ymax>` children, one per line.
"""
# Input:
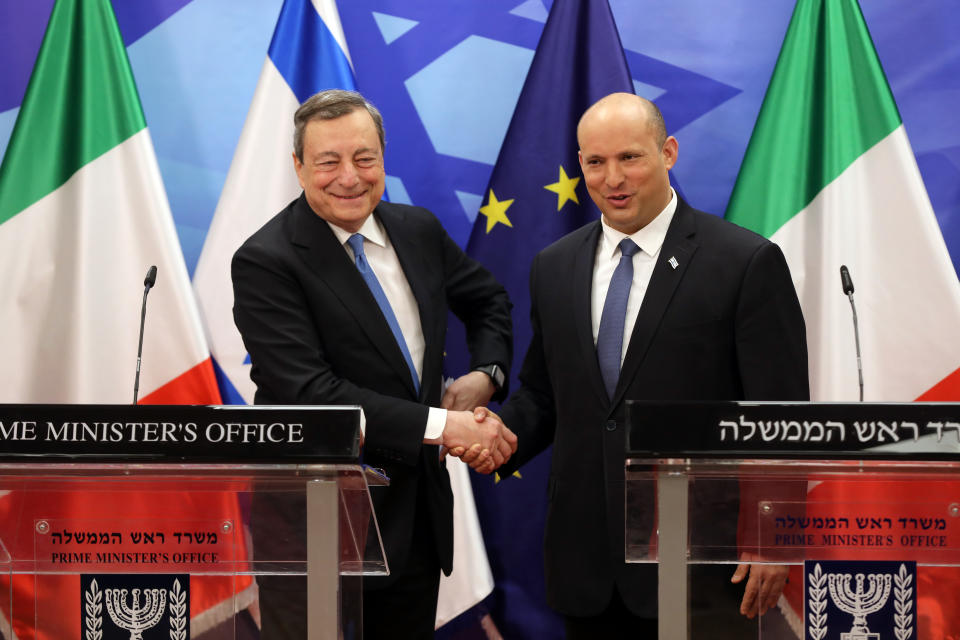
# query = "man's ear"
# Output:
<box><xmin>292</xmin><ymin>151</ymin><xmax>305</xmax><ymax>189</ymax></box>
<box><xmin>661</xmin><ymin>136</ymin><xmax>678</xmax><ymax>171</ymax></box>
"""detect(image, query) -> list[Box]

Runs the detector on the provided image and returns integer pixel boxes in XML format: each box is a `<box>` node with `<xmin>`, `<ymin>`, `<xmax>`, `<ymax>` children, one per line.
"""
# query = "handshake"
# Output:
<box><xmin>440</xmin><ymin>407</ymin><xmax>517</xmax><ymax>475</ymax></box>
<box><xmin>438</xmin><ymin>369</ymin><xmax>517</xmax><ymax>474</ymax></box>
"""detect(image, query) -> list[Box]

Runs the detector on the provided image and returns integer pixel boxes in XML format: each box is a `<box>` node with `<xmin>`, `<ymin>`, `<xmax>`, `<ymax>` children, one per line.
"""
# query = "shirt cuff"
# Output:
<box><xmin>423</xmin><ymin>407</ymin><xmax>447</xmax><ymax>443</ymax></box>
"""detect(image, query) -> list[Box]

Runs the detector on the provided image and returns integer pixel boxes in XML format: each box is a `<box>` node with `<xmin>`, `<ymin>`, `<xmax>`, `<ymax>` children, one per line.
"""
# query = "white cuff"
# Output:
<box><xmin>423</xmin><ymin>407</ymin><xmax>447</xmax><ymax>443</ymax></box>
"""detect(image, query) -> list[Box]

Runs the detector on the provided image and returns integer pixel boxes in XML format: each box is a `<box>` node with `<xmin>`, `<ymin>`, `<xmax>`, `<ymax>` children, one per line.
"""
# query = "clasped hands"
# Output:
<box><xmin>439</xmin><ymin>371</ymin><xmax>517</xmax><ymax>474</ymax></box>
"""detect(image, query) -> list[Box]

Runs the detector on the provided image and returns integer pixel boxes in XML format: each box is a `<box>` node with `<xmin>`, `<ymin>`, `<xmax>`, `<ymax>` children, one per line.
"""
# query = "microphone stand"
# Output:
<box><xmin>133</xmin><ymin>266</ymin><xmax>157</xmax><ymax>404</ymax></box>
<box><xmin>840</xmin><ymin>265</ymin><xmax>864</xmax><ymax>402</ymax></box>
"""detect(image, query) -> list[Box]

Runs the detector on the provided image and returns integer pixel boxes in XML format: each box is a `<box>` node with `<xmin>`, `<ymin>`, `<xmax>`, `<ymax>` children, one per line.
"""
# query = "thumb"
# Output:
<box><xmin>731</xmin><ymin>563</ymin><xmax>750</xmax><ymax>584</ymax></box>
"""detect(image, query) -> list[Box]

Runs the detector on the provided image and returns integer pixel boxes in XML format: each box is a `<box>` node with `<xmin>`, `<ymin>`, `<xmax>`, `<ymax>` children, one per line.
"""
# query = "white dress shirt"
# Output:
<box><xmin>328</xmin><ymin>217</ymin><xmax>447</xmax><ymax>440</ymax></box>
<box><xmin>591</xmin><ymin>189</ymin><xmax>678</xmax><ymax>365</ymax></box>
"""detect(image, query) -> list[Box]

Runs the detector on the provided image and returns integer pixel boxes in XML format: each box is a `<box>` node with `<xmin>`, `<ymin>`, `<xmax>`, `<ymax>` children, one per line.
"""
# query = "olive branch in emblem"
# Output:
<box><xmin>807</xmin><ymin>563</ymin><xmax>828</xmax><ymax>640</ymax></box>
<box><xmin>894</xmin><ymin>564</ymin><xmax>914</xmax><ymax>640</ymax></box>
<box><xmin>169</xmin><ymin>578</ymin><xmax>187</xmax><ymax>640</ymax></box>
<box><xmin>85</xmin><ymin>579</ymin><xmax>103</xmax><ymax>640</ymax></box>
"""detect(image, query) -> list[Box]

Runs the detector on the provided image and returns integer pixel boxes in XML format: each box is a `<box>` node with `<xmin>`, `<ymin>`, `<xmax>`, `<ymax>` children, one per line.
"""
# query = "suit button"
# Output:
<box><xmin>605</xmin><ymin>420</ymin><xmax>617</xmax><ymax>431</ymax></box>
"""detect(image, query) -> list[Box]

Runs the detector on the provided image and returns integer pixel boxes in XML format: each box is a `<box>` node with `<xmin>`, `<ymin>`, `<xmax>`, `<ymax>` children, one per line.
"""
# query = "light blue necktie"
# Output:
<box><xmin>347</xmin><ymin>233</ymin><xmax>420</xmax><ymax>394</ymax></box>
<box><xmin>596</xmin><ymin>238</ymin><xmax>641</xmax><ymax>399</ymax></box>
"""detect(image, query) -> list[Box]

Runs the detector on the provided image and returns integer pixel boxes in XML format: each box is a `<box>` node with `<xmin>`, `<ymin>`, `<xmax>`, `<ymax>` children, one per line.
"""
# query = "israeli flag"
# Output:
<box><xmin>191</xmin><ymin>0</ymin><xmax>493</xmax><ymax>626</ymax></box>
<box><xmin>193</xmin><ymin>0</ymin><xmax>355</xmax><ymax>403</ymax></box>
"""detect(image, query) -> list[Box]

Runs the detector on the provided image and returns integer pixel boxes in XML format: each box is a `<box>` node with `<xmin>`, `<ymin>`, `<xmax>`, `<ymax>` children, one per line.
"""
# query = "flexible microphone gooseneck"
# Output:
<box><xmin>839</xmin><ymin>265</ymin><xmax>863</xmax><ymax>401</ymax></box>
<box><xmin>133</xmin><ymin>265</ymin><xmax>158</xmax><ymax>404</ymax></box>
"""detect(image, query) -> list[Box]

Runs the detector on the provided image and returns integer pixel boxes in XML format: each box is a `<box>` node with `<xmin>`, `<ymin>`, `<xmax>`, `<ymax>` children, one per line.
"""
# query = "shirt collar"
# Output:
<box><xmin>599</xmin><ymin>188</ymin><xmax>677</xmax><ymax>259</ymax></box>
<box><xmin>327</xmin><ymin>213</ymin><xmax>388</xmax><ymax>249</ymax></box>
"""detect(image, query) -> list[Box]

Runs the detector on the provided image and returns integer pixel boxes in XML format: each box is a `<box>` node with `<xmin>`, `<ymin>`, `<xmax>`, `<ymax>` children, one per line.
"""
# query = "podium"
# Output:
<box><xmin>626</xmin><ymin>401</ymin><xmax>960</xmax><ymax>640</ymax></box>
<box><xmin>0</xmin><ymin>404</ymin><xmax>386</xmax><ymax>640</ymax></box>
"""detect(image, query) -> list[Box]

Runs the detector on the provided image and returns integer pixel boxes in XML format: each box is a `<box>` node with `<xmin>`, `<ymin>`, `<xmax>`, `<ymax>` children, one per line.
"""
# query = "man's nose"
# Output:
<box><xmin>337</xmin><ymin>162</ymin><xmax>360</xmax><ymax>187</ymax></box>
<box><xmin>604</xmin><ymin>163</ymin><xmax>624</xmax><ymax>188</ymax></box>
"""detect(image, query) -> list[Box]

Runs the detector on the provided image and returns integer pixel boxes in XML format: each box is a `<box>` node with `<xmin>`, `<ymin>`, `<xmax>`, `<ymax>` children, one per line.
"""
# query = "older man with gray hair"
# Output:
<box><xmin>232</xmin><ymin>89</ymin><xmax>515</xmax><ymax>638</ymax></box>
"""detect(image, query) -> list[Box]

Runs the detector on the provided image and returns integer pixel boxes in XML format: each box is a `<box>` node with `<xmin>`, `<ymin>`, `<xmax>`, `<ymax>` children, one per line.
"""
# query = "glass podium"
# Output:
<box><xmin>0</xmin><ymin>404</ymin><xmax>385</xmax><ymax>640</ymax></box>
<box><xmin>626</xmin><ymin>401</ymin><xmax>960</xmax><ymax>640</ymax></box>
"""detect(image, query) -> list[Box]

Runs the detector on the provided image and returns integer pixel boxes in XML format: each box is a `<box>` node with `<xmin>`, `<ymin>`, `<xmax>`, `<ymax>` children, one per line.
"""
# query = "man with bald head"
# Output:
<box><xmin>495</xmin><ymin>93</ymin><xmax>809</xmax><ymax>636</ymax></box>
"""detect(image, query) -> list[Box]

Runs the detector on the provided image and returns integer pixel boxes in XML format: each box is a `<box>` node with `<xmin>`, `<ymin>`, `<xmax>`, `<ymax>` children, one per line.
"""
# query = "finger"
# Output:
<box><xmin>470</xmin><ymin>455</ymin><xmax>495</xmax><ymax>474</ymax></box>
<box><xmin>459</xmin><ymin>443</ymin><xmax>482</xmax><ymax>464</ymax></box>
<box><xmin>449</xmin><ymin>446</ymin><xmax>465</xmax><ymax>457</ymax></box>
<box><xmin>473</xmin><ymin>406</ymin><xmax>489</xmax><ymax>423</ymax></box>
<box><xmin>730</xmin><ymin>563</ymin><xmax>749</xmax><ymax>584</ymax></box>
<box><xmin>740</xmin><ymin>570</ymin><xmax>761</xmax><ymax>619</ymax></box>
<box><xmin>495</xmin><ymin>437</ymin><xmax>513</xmax><ymax>463</ymax></box>
<box><xmin>756</xmin><ymin>573</ymin><xmax>773</xmax><ymax>616</ymax></box>
<box><xmin>501</xmin><ymin>426</ymin><xmax>518</xmax><ymax>452</ymax></box>
<box><xmin>762</xmin><ymin>571</ymin><xmax>788</xmax><ymax>614</ymax></box>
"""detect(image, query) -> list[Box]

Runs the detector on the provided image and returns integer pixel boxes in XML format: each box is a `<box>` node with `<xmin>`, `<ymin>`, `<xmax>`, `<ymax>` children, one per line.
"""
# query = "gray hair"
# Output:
<box><xmin>293</xmin><ymin>89</ymin><xmax>386</xmax><ymax>161</ymax></box>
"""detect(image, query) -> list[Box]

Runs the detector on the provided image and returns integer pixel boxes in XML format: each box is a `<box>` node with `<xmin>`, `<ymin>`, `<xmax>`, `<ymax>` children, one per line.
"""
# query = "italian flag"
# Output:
<box><xmin>0</xmin><ymin>0</ymin><xmax>250</xmax><ymax>636</ymax></box>
<box><xmin>726</xmin><ymin>0</ymin><xmax>960</xmax><ymax>637</ymax></box>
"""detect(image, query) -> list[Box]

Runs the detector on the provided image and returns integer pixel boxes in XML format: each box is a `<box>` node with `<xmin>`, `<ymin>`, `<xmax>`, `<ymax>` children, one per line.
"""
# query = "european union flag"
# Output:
<box><xmin>460</xmin><ymin>0</ymin><xmax>633</xmax><ymax>636</ymax></box>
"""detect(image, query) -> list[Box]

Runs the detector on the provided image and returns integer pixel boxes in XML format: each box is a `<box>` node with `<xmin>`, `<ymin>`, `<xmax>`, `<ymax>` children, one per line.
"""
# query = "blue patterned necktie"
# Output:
<box><xmin>347</xmin><ymin>233</ymin><xmax>420</xmax><ymax>394</ymax></box>
<box><xmin>596</xmin><ymin>238</ymin><xmax>641</xmax><ymax>399</ymax></box>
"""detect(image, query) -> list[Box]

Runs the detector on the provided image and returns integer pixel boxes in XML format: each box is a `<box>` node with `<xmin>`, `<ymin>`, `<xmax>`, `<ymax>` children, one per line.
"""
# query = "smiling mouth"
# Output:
<box><xmin>607</xmin><ymin>194</ymin><xmax>631</xmax><ymax>204</ymax></box>
<box><xmin>332</xmin><ymin>192</ymin><xmax>366</xmax><ymax>201</ymax></box>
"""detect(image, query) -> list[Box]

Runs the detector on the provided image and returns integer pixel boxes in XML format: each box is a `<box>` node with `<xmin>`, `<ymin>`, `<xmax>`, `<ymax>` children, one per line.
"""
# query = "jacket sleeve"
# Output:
<box><xmin>735</xmin><ymin>241</ymin><xmax>810</xmax><ymax>401</ymax></box>
<box><xmin>439</xmin><ymin>217</ymin><xmax>514</xmax><ymax>401</ymax></box>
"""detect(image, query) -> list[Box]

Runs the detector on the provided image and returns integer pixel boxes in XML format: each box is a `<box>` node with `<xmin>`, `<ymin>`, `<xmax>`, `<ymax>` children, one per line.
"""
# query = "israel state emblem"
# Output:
<box><xmin>804</xmin><ymin>560</ymin><xmax>916</xmax><ymax>640</ymax></box>
<box><xmin>81</xmin><ymin>574</ymin><xmax>189</xmax><ymax>640</ymax></box>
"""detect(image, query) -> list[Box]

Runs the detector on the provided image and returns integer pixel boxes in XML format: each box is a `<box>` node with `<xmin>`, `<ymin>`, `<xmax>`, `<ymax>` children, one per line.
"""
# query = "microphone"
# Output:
<box><xmin>133</xmin><ymin>265</ymin><xmax>158</xmax><ymax>404</ymax></box>
<box><xmin>839</xmin><ymin>265</ymin><xmax>863</xmax><ymax>401</ymax></box>
<box><xmin>144</xmin><ymin>265</ymin><xmax>157</xmax><ymax>289</ymax></box>
<box><xmin>840</xmin><ymin>265</ymin><xmax>854</xmax><ymax>295</ymax></box>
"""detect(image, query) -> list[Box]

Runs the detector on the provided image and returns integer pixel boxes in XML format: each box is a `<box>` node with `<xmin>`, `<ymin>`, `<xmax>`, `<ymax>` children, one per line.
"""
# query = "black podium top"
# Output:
<box><xmin>626</xmin><ymin>401</ymin><xmax>960</xmax><ymax>461</ymax></box>
<box><xmin>0</xmin><ymin>404</ymin><xmax>362</xmax><ymax>463</ymax></box>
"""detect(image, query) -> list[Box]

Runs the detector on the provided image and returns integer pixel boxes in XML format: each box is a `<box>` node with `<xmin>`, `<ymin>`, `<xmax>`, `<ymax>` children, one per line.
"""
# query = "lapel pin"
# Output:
<box><xmin>668</xmin><ymin>256</ymin><xmax>679</xmax><ymax>269</ymax></box>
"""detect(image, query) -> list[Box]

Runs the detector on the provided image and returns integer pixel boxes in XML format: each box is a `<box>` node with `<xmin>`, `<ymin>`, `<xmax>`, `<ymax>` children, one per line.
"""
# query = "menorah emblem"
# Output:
<box><xmin>104</xmin><ymin>586</ymin><xmax>168</xmax><ymax>640</ymax></box>
<box><xmin>827</xmin><ymin>572</ymin><xmax>892</xmax><ymax>640</ymax></box>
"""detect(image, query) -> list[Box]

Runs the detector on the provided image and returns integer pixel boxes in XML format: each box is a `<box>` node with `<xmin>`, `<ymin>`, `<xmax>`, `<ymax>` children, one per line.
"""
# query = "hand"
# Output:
<box><xmin>441</xmin><ymin>371</ymin><xmax>496</xmax><ymax>411</ymax></box>
<box><xmin>730</xmin><ymin>553</ymin><xmax>789</xmax><ymax>619</ymax></box>
<box><xmin>441</xmin><ymin>409</ymin><xmax>508</xmax><ymax>473</ymax></box>
<box><xmin>466</xmin><ymin>407</ymin><xmax>517</xmax><ymax>474</ymax></box>
<box><xmin>441</xmin><ymin>408</ymin><xmax>515</xmax><ymax>474</ymax></box>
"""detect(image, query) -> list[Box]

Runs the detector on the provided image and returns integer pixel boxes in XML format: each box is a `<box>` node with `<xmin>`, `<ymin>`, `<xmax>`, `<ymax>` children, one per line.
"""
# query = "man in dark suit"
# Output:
<box><xmin>231</xmin><ymin>89</ymin><xmax>515</xmax><ymax>639</ymax></box>
<box><xmin>494</xmin><ymin>92</ymin><xmax>809</xmax><ymax>637</ymax></box>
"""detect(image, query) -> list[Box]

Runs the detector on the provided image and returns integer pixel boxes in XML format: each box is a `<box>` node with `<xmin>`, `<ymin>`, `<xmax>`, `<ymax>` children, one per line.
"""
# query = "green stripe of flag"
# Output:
<box><xmin>0</xmin><ymin>0</ymin><xmax>146</xmax><ymax>224</ymax></box>
<box><xmin>725</xmin><ymin>0</ymin><xmax>901</xmax><ymax>238</ymax></box>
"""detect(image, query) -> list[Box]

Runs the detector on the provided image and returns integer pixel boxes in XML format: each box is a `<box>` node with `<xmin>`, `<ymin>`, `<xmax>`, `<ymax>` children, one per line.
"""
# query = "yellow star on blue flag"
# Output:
<box><xmin>478</xmin><ymin>189</ymin><xmax>514</xmax><ymax>233</ymax></box>
<box><xmin>494</xmin><ymin>470</ymin><xmax>523</xmax><ymax>484</ymax></box>
<box><xmin>544</xmin><ymin>165</ymin><xmax>580</xmax><ymax>211</ymax></box>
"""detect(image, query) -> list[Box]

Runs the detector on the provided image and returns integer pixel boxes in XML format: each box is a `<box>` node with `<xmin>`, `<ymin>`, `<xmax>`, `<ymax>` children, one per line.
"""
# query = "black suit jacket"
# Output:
<box><xmin>498</xmin><ymin>197</ymin><xmax>808</xmax><ymax>616</ymax></box>
<box><xmin>232</xmin><ymin>194</ymin><xmax>511</xmax><ymax>583</ymax></box>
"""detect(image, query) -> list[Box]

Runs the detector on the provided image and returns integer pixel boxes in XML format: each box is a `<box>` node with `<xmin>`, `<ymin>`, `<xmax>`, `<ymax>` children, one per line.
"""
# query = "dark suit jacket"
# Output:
<box><xmin>232</xmin><ymin>194</ymin><xmax>511</xmax><ymax>584</ymax></box>
<box><xmin>498</xmin><ymin>197</ymin><xmax>808</xmax><ymax>617</ymax></box>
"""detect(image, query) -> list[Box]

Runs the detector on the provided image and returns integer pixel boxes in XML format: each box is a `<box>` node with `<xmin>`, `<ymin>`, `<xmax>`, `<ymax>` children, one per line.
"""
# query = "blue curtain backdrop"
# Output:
<box><xmin>2</xmin><ymin>0</ymin><xmax>959</xmax><ymax>636</ymax></box>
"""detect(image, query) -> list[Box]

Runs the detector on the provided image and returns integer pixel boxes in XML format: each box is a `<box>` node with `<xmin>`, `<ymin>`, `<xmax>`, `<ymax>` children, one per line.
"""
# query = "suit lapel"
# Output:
<box><xmin>611</xmin><ymin>200</ymin><xmax>699</xmax><ymax>408</ymax></box>
<box><xmin>572</xmin><ymin>222</ymin><xmax>610</xmax><ymax>405</ymax></box>
<box><xmin>288</xmin><ymin>196</ymin><xmax>418</xmax><ymax>398</ymax></box>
